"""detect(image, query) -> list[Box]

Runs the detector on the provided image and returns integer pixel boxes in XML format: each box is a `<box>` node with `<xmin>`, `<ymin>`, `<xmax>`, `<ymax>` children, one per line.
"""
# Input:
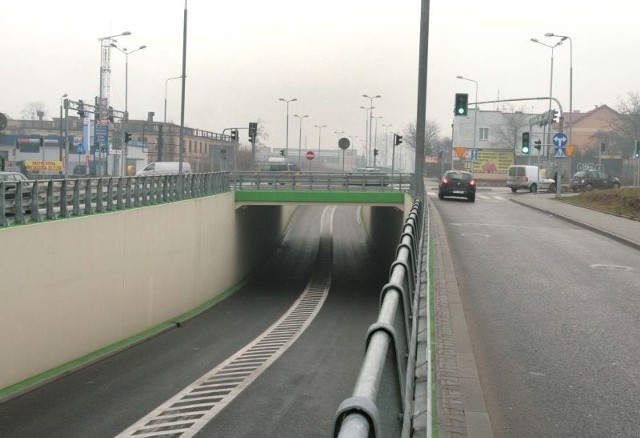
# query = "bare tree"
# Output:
<box><xmin>402</xmin><ymin>120</ymin><xmax>441</xmax><ymax>156</ymax></box>
<box><xmin>21</xmin><ymin>102</ymin><xmax>47</xmax><ymax>120</ymax></box>
<box><xmin>609</xmin><ymin>92</ymin><xmax>640</xmax><ymax>157</ymax></box>
<box><xmin>492</xmin><ymin>106</ymin><xmax>530</xmax><ymax>156</ymax></box>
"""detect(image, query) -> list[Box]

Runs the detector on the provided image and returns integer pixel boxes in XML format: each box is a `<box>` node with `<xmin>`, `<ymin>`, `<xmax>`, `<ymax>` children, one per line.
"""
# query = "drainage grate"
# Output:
<box><xmin>116</xmin><ymin>207</ymin><xmax>335</xmax><ymax>438</ymax></box>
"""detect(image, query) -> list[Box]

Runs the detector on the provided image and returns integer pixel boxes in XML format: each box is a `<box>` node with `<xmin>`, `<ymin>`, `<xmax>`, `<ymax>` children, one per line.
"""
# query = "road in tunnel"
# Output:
<box><xmin>0</xmin><ymin>205</ymin><xmax>402</xmax><ymax>438</ymax></box>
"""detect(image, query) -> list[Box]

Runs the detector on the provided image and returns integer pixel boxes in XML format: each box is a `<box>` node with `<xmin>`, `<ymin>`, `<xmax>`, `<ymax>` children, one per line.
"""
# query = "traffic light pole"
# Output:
<box><xmin>63</xmin><ymin>98</ymin><xmax>126</xmax><ymax>176</ymax></box>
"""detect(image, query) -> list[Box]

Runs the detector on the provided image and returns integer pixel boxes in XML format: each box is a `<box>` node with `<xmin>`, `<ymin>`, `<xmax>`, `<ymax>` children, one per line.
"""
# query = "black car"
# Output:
<box><xmin>570</xmin><ymin>170</ymin><xmax>620</xmax><ymax>192</ymax></box>
<box><xmin>438</xmin><ymin>170</ymin><xmax>476</xmax><ymax>202</ymax></box>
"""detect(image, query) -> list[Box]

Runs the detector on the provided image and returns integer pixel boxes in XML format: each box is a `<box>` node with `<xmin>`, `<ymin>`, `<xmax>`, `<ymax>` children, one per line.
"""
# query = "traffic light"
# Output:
<box><xmin>124</xmin><ymin>132</ymin><xmax>132</xmax><ymax>143</ymax></box>
<box><xmin>248</xmin><ymin>122</ymin><xmax>257</xmax><ymax>143</ymax></box>
<box><xmin>551</xmin><ymin>109</ymin><xmax>558</xmax><ymax>124</ymax></box>
<box><xmin>231</xmin><ymin>130</ymin><xmax>238</xmax><ymax>141</ymax></box>
<box><xmin>280</xmin><ymin>149</ymin><xmax>285</xmax><ymax>157</ymax></box>
<box><xmin>534</xmin><ymin>140</ymin><xmax>542</xmax><ymax>151</ymax></box>
<box><xmin>521</xmin><ymin>132</ymin><xmax>530</xmax><ymax>155</ymax></box>
<box><xmin>77</xmin><ymin>99</ymin><xmax>85</xmax><ymax>118</ymax></box>
<box><xmin>374</xmin><ymin>148</ymin><xmax>379</xmax><ymax>156</ymax></box>
<box><xmin>394</xmin><ymin>134</ymin><xmax>403</xmax><ymax>146</ymax></box>
<box><xmin>108</xmin><ymin>106</ymin><xmax>114</xmax><ymax>123</ymax></box>
<box><xmin>601</xmin><ymin>142</ymin><xmax>606</xmax><ymax>153</ymax></box>
<box><xmin>39</xmin><ymin>137</ymin><xmax>44</xmax><ymax>147</ymax></box>
<box><xmin>454</xmin><ymin>93</ymin><xmax>469</xmax><ymax>116</ymax></box>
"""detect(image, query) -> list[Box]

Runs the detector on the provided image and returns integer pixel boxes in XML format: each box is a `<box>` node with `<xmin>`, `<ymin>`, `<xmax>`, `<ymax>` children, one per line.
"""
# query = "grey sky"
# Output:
<box><xmin>2</xmin><ymin>1</ymin><xmax>638</xmax><ymax>154</ymax></box>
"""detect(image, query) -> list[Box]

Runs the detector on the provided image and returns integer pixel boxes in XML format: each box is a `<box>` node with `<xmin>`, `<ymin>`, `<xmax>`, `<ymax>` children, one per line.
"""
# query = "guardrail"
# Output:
<box><xmin>333</xmin><ymin>199</ymin><xmax>425</xmax><ymax>437</ymax></box>
<box><xmin>0</xmin><ymin>172</ymin><xmax>230</xmax><ymax>226</ymax></box>
<box><xmin>230</xmin><ymin>171</ymin><xmax>415</xmax><ymax>192</ymax></box>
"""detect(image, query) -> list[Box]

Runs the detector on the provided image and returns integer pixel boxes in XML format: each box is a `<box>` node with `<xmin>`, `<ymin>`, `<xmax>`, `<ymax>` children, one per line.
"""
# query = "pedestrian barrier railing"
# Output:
<box><xmin>0</xmin><ymin>172</ymin><xmax>230</xmax><ymax>226</ymax></box>
<box><xmin>333</xmin><ymin>199</ymin><xmax>425</xmax><ymax>438</ymax></box>
<box><xmin>230</xmin><ymin>171</ymin><xmax>415</xmax><ymax>192</ymax></box>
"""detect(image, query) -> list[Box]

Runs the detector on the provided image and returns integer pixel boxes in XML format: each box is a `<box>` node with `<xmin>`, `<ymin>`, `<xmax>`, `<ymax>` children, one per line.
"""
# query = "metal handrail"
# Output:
<box><xmin>333</xmin><ymin>199</ymin><xmax>424</xmax><ymax>437</ymax></box>
<box><xmin>229</xmin><ymin>171</ymin><xmax>415</xmax><ymax>192</ymax></box>
<box><xmin>1</xmin><ymin>172</ymin><xmax>230</xmax><ymax>226</ymax></box>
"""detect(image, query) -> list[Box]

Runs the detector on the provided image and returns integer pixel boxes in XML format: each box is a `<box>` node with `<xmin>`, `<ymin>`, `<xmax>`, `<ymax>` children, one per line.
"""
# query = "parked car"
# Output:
<box><xmin>1</xmin><ymin>171</ymin><xmax>35</xmax><ymax>213</ymax></box>
<box><xmin>1</xmin><ymin>171</ymin><xmax>31</xmax><ymax>199</ymax></box>
<box><xmin>506</xmin><ymin>165</ymin><xmax>540</xmax><ymax>193</ymax></box>
<box><xmin>570</xmin><ymin>170</ymin><xmax>620</xmax><ymax>192</ymax></box>
<box><xmin>438</xmin><ymin>170</ymin><xmax>476</xmax><ymax>202</ymax></box>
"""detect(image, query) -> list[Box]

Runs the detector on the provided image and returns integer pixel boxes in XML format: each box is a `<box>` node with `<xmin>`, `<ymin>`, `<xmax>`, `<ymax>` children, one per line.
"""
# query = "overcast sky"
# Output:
<box><xmin>2</xmin><ymin>1</ymin><xmax>639</xmax><ymax>153</ymax></box>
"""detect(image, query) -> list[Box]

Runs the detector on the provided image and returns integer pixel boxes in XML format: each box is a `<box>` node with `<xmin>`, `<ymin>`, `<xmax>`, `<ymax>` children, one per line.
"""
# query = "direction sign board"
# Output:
<box><xmin>553</xmin><ymin>132</ymin><xmax>568</xmax><ymax>159</ymax></box>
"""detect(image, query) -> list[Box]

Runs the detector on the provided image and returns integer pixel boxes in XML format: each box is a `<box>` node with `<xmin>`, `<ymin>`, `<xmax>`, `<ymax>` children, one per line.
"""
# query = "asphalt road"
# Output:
<box><xmin>0</xmin><ymin>205</ymin><xmax>391</xmax><ymax>438</ymax></box>
<box><xmin>432</xmin><ymin>187</ymin><xmax>640</xmax><ymax>437</ymax></box>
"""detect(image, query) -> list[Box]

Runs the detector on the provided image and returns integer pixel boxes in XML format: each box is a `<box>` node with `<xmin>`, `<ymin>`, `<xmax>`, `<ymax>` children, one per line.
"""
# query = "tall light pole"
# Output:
<box><xmin>314</xmin><ymin>124</ymin><xmax>326</xmax><ymax>160</ymax></box>
<box><xmin>293</xmin><ymin>114</ymin><xmax>308</xmax><ymax>166</ymax></box>
<box><xmin>381</xmin><ymin>123</ymin><xmax>392</xmax><ymax>167</ymax></box>
<box><xmin>112</xmin><ymin>43</ymin><xmax>147</xmax><ymax>175</ymax></box>
<box><xmin>372</xmin><ymin>116</ymin><xmax>383</xmax><ymax>167</ymax></box>
<box><xmin>359</xmin><ymin>106</ymin><xmax>369</xmax><ymax>165</ymax></box>
<box><xmin>164</xmin><ymin>76</ymin><xmax>182</xmax><ymax>124</ymax></box>
<box><xmin>531</xmin><ymin>37</ymin><xmax>562</xmax><ymax>162</ymax></box>
<box><xmin>98</xmin><ymin>30</ymin><xmax>130</xmax><ymax>176</ymax></box>
<box><xmin>348</xmin><ymin>135</ymin><xmax>359</xmax><ymax>170</ymax></box>
<box><xmin>279</xmin><ymin>97</ymin><xmax>297</xmax><ymax>159</ymax></box>
<box><xmin>59</xmin><ymin>93</ymin><xmax>68</xmax><ymax>162</ymax></box>
<box><xmin>456</xmin><ymin>75</ymin><xmax>479</xmax><ymax>171</ymax></box>
<box><xmin>363</xmin><ymin>94</ymin><xmax>382</xmax><ymax>165</ymax></box>
<box><xmin>546</xmin><ymin>32</ymin><xmax>573</xmax><ymax>146</ymax></box>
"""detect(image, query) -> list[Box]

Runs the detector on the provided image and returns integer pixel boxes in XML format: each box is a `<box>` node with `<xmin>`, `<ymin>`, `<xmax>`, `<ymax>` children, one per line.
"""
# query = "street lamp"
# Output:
<box><xmin>98</xmin><ymin>31</ymin><xmax>131</xmax><ymax>101</ymax></box>
<box><xmin>456</xmin><ymin>75</ymin><xmax>479</xmax><ymax>170</ymax></box>
<box><xmin>97</xmin><ymin>30</ymin><xmax>130</xmax><ymax>176</ymax></box>
<box><xmin>112</xmin><ymin>43</ymin><xmax>147</xmax><ymax>176</ymax></box>
<box><xmin>362</xmin><ymin>94</ymin><xmax>382</xmax><ymax>165</ymax></box>
<box><xmin>359</xmin><ymin>106</ymin><xmax>369</xmax><ymax>165</ymax></box>
<box><xmin>164</xmin><ymin>76</ymin><xmax>182</xmax><ymax>124</ymax></box>
<box><xmin>546</xmin><ymin>32</ymin><xmax>573</xmax><ymax>146</ymax></box>
<box><xmin>381</xmin><ymin>123</ymin><xmax>392</xmax><ymax>167</ymax></box>
<box><xmin>59</xmin><ymin>93</ymin><xmax>68</xmax><ymax>162</ymax></box>
<box><xmin>279</xmin><ymin>98</ymin><xmax>297</xmax><ymax>158</ymax></box>
<box><xmin>531</xmin><ymin>38</ymin><xmax>562</xmax><ymax>160</ymax></box>
<box><xmin>293</xmin><ymin>114</ymin><xmax>309</xmax><ymax>166</ymax></box>
<box><xmin>314</xmin><ymin>124</ymin><xmax>327</xmax><ymax>160</ymax></box>
<box><xmin>372</xmin><ymin>116</ymin><xmax>383</xmax><ymax>167</ymax></box>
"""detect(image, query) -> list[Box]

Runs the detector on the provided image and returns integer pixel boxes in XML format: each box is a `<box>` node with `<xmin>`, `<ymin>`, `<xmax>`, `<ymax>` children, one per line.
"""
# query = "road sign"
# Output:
<box><xmin>470</xmin><ymin>148</ymin><xmax>478</xmax><ymax>162</ymax></box>
<box><xmin>553</xmin><ymin>132</ymin><xmax>567</xmax><ymax>147</ymax></box>
<box><xmin>338</xmin><ymin>137</ymin><xmax>350</xmax><ymax>150</ymax></box>
<box><xmin>454</xmin><ymin>146</ymin><xmax>467</xmax><ymax>158</ymax></box>
<box><xmin>306</xmin><ymin>151</ymin><xmax>315</xmax><ymax>160</ymax></box>
<box><xmin>553</xmin><ymin>133</ymin><xmax>568</xmax><ymax>159</ymax></box>
<box><xmin>76</xmin><ymin>144</ymin><xmax>85</xmax><ymax>154</ymax></box>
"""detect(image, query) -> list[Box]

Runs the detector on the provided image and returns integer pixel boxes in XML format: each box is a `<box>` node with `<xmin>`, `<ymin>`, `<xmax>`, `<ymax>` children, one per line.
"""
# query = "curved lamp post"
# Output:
<box><xmin>279</xmin><ymin>98</ymin><xmax>297</xmax><ymax>158</ymax></box>
<box><xmin>293</xmin><ymin>114</ymin><xmax>309</xmax><ymax>166</ymax></box>
<box><xmin>546</xmin><ymin>32</ymin><xmax>573</xmax><ymax>145</ymax></box>
<box><xmin>314</xmin><ymin>124</ymin><xmax>326</xmax><ymax>160</ymax></box>
<box><xmin>362</xmin><ymin>94</ymin><xmax>381</xmax><ymax>165</ymax></box>
<box><xmin>111</xmin><ymin>43</ymin><xmax>147</xmax><ymax>175</ymax></box>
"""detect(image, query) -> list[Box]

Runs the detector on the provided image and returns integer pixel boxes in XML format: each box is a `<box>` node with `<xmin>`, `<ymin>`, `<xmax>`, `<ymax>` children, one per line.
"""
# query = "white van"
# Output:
<box><xmin>136</xmin><ymin>162</ymin><xmax>192</xmax><ymax>176</ymax></box>
<box><xmin>506</xmin><ymin>165</ymin><xmax>540</xmax><ymax>192</ymax></box>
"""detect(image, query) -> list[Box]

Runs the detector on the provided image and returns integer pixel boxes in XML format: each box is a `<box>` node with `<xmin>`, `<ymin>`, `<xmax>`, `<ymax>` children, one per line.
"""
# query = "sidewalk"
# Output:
<box><xmin>510</xmin><ymin>193</ymin><xmax>640</xmax><ymax>250</ymax></box>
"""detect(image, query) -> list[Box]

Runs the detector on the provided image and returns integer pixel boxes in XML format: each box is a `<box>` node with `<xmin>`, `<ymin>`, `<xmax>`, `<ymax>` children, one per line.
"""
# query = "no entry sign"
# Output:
<box><xmin>306</xmin><ymin>151</ymin><xmax>315</xmax><ymax>160</ymax></box>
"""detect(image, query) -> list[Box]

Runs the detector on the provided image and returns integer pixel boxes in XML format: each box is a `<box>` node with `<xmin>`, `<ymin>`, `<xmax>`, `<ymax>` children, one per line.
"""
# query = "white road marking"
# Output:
<box><xmin>116</xmin><ymin>206</ymin><xmax>336</xmax><ymax>438</ymax></box>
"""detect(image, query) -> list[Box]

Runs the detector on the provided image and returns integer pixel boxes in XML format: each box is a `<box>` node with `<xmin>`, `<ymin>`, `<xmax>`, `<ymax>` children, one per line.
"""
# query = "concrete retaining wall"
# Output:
<box><xmin>0</xmin><ymin>193</ymin><xmax>296</xmax><ymax>392</ymax></box>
